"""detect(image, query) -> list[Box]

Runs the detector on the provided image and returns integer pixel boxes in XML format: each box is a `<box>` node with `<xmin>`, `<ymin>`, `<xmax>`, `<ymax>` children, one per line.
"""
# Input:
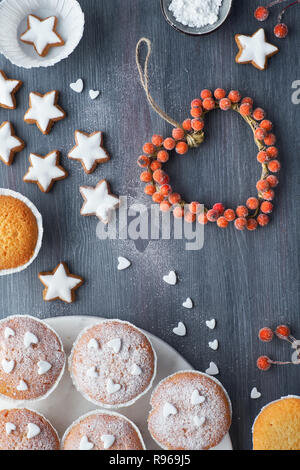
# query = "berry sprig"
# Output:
<box><xmin>254</xmin><ymin>1</ymin><xmax>300</xmax><ymax>38</ymax></box>
<box><xmin>138</xmin><ymin>88</ymin><xmax>280</xmax><ymax>231</ymax></box>
<box><xmin>257</xmin><ymin>325</ymin><xmax>300</xmax><ymax>371</ymax></box>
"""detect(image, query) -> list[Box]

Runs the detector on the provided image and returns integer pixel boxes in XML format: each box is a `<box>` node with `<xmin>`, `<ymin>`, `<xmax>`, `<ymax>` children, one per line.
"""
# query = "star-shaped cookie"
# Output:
<box><xmin>20</xmin><ymin>14</ymin><xmax>64</xmax><ymax>57</ymax></box>
<box><xmin>235</xmin><ymin>28</ymin><xmax>279</xmax><ymax>70</ymax></box>
<box><xmin>80</xmin><ymin>179</ymin><xmax>119</xmax><ymax>224</ymax></box>
<box><xmin>23</xmin><ymin>150</ymin><xmax>68</xmax><ymax>192</ymax></box>
<box><xmin>0</xmin><ymin>121</ymin><xmax>25</xmax><ymax>166</ymax></box>
<box><xmin>0</xmin><ymin>70</ymin><xmax>22</xmax><ymax>109</ymax></box>
<box><xmin>68</xmin><ymin>130</ymin><xmax>110</xmax><ymax>174</ymax></box>
<box><xmin>38</xmin><ymin>262</ymin><xmax>84</xmax><ymax>303</ymax></box>
<box><xmin>24</xmin><ymin>90</ymin><xmax>66</xmax><ymax>135</ymax></box>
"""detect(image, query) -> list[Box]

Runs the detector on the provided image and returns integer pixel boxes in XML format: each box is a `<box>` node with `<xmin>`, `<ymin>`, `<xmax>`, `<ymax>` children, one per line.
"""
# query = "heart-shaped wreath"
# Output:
<box><xmin>136</xmin><ymin>39</ymin><xmax>280</xmax><ymax>231</ymax></box>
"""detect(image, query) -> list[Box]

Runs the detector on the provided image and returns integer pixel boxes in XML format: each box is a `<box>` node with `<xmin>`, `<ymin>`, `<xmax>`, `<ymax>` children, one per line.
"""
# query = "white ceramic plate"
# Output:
<box><xmin>0</xmin><ymin>315</ymin><xmax>232</xmax><ymax>450</ymax></box>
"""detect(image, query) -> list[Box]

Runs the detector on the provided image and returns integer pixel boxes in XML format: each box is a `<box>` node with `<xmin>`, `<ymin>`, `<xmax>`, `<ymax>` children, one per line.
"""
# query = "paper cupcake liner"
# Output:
<box><xmin>69</xmin><ymin>319</ymin><xmax>158</xmax><ymax>409</ymax></box>
<box><xmin>0</xmin><ymin>0</ymin><xmax>85</xmax><ymax>69</ymax></box>
<box><xmin>0</xmin><ymin>315</ymin><xmax>66</xmax><ymax>404</ymax></box>
<box><xmin>61</xmin><ymin>409</ymin><xmax>147</xmax><ymax>450</ymax></box>
<box><xmin>0</xmin><ymin>188</ymin><xmax>43</xmax><ymax>276</ymax></box>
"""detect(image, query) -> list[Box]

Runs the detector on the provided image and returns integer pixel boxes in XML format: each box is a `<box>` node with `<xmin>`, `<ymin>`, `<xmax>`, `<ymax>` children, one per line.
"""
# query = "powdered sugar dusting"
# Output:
<box><xmin>169</xmin><ymin>0</ymin><xmax>223</xmax><ymax>28</ymax></box>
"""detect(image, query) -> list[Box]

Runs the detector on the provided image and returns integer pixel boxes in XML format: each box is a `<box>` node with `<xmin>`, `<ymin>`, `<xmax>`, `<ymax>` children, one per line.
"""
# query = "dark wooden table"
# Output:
<box><xmin>0</xmin><ymin>0</ymin><xmax>299</xmax><ymax>450</ymax></box>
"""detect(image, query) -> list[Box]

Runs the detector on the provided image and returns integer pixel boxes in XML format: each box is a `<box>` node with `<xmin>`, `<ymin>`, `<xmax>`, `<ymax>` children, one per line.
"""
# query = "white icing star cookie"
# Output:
<box><xmin>24</xmin><ymin>90</ymin><xmax>66</xmax><ymax>135</ymax></box>
<box><xmin>0</xmin><ymin>70</ymin><xmax>22</xmax><ymax>109</ymax></box>
<box><xmin>38</xmin><ymin>262</ymin><xmax>84</xmax><ymax>303</ymax></box>
<box><xmin>235</xmin><ymin>28</ymin><xmax>279</xmax><ymax>70</ymax></box>
<box><xmin>23</xmin><ymin>150</ymin><xmax>68</xmax><ymax>192</ymax></box>
<box><xmin>80</xmin><ymin>179</ymin><xmax>119</xmax><ymax>224</ymax></box>
<box><xmin>68</xmin><ymin>130</ymin><xmax>110</xmax><ymax>174</ymax></box>
<box><xmin>0</xmin><ymin>121</ymin><xmax>25</xmax><ymax>166</ymax></box>
<box><xmin>20</xmin><ymin>14</ymin><xmax>64</xmax><ymax>57</ymax></box>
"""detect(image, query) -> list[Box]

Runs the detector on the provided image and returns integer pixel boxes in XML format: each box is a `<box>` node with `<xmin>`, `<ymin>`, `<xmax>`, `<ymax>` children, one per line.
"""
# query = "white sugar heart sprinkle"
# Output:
<box><xmin>173</xmin><ymin>322</ymin><xmax>186</xmax><ymax>336</ymax></box>
<box><xmin>70</xmin><ymin>78</ymin><xmax>84</xmax><ymax>93</ymax></box>
<box><xmin>163</xmin><ymin>270</ymin><xmax>177</xmax><ymax>285</ymax></box>
<box><xmin>117</xmin><ymin>256</ymin><xmax>131</xmax><ymax>271</ymax></box>
<box><xmin>101</xmin><ymin>434</ymin><xmax>115</xmax><ymax>449</ymax></box>
<box><xmin>37</xmin><ymin>360</ymin><xmax>52</xmax><ymax>375</ymax></box>
<box><xmin>194</xmin><ymin>416</ymin><xmax>206</xmax><ymax>427</ymax></box>
<box><xmin>130</xmin><ymin>363</ymin><xmax>142</xmax><ymax>376</ymax></box>
<box><xmin>89</xmin><ymin>89</ymin><xmax>100</xmax><ymax>100</ymax></box>
<box><xmin>24</xmin><ymin>331</ymin><xmax>38</xmax><ymax>348</ymax></box>
<box><xmin>106</xmin><ymin>378</ymin><xmax>121</xmax><ymax>395</ymax></box>
<box><xmin>205</xmin><ymin>362</ymin><xmax>219</xmax><ymax>376</ymax></box>
<box><xmin>191</xmin><ymin>390</ymin><xmax>205</xmax><ymax>405</ymax></box>
<box><xmin>4</xmin><ymin>327</ymin><xmax>15</xmax><ymax>339</ymax></box>
<box><xmin>17</xmin><ymin>380</ymin><xmax>28</xmax><ymax>391</ymax></box>
<box><xmin>206</xmin><ymin>319</ymin><xmax>216</xmax><ymax>330</ymax></box>
<box><xmin>2</xmin><ymin>359</ymin><xmax>15</xmax><ymax>374</ymax></box>
<box><xmin>88</xmin><ymin>338</ymin><xmax>99</xmax><ymax>350</ymax></box>
<box><xmin>182</xmin><ymin>297</ymin><xmax>193</xmax><ymax>309</ymax></box>
<box><xmin>87</xmin><ymin>366</ymin><xmax>99</xmax><ymax>378</ymax></box>
<box><xmin>107</xmin><ymin>338</ymin><xmax>121</xmax><ymax>354</ymax></box>
<box><xmin>163</xmin><ymin>402</ymin><xmax>177</xmax><ymax>418</ymax></box>
<box><xmin>208</xmin><ymin>339</ymin><xmax>219</xmax><ymax>351</ymax></box>
<box><xmin>79</xmin><ymin>435</ymin><xmax>94</xmax><ymax>450</ymax></box>
<box><xmin>5</xmin><ymin>422</ymin><xmax>16</xmax><ymax>435</ymax></box>
<box><xmin>250</xmin><ymin>387</ymin><xmax>261</xmax><ymax>399</ymax></box>
<box><xmin>27</xmin><ymin>423</ymin><xmax>40</xmax><ymax>439</ymax></box>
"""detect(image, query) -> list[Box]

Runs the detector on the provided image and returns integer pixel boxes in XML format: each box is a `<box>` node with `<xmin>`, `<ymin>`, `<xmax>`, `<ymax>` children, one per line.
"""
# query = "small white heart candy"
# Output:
<box><xmin>206</xmin><ymin>319</ymin><xmax>216</xmax><ymax>330</ymax></box>
<box><xmin>2</xmin><ymin>359</ymin><xmax>15</xmax><ymax>374</ymax></box>
<box><xmin>130</xmin><ymin>363</ymin><xmax>142</xmax><ymax>376</ymax></box>
<box><xmin>191</xmin><ymin>390</ymin><xmax>205</xmax><ymax>405</ymax></box>
<box><xmin>79</xmin><ymin>435</ymin><xmax>94</xmax><ymax>450</ymax></box>
<box><xmin>87</xmin><ymin>366</ymin><xmax>99</xmax><ymax>378</ymax></box>
<box><xmin>88</xmin><ymin>338</ymin><xmax>99</xmax><ymax>350</ymax></box>
<box><xmin>27</xmin><ymin>423</ymin><xmax>40</xmax><ymax>439</ymax></box>
<box><xmin>17</xmin><ymin>380</ymin><xmax>28</xmax><ymax>391</ymax></box>
<box><xmin>5</xmin><ymin>422</ymin><xmax>16</xmax><ymax>435</ymax></box>
<box><xmin>24</xmin><ymin>331</ymin><xmax>38</xmax><ymax>348</ymax></box>
<box><xmin>37</xmin><ymin>360</ymin><xmax>52</xmax><ymax>375</ymax></box>
<box><xmin>106</xmin><ymin>378</ymin><xmax>121</xmax><ymax>395</ymax></box>
<box><xmin>208</xmin><ymin>339</ymin><xmax>219</xmax><ymax>351</ymax></box>
<box><xmin>70</xmin><ymin>78</ymin><xmax>84</xmax><ymax>93</ymax></box>
<box><xmin>205</xmin><ymin>362</ymin><xmax>219</xmax><ymax>376</ymax></box>
<box><xmin>4</xmin><ymin>327</ymin><xmax>15</xmax><ymax>339</ymax></box>
<box><xmin>89</xmin><ymin>89</ymin><xmax>100</xmax><ymax>100</ymax></box>
<box><xmin>101</xmin><ymin>434</ymin><xmax>115</xmax><ymax>449</ymax></box>
<box><xmin>117</xmin><ymin>256</ymin><xmax>131</xmax><ymax>271</ymax></box>
<box><xmin>194</xmin><ymin>416</ymin><xmax>205</xmax><ymax>427</ymax></box>
<box><xmin>163</xmin><ymin>402</ymin><xmax>177</xmax><ymax>418</ymax></box>
<box><xmin>250</xmin><ymin>387</ymin><xmax>261</xmax><ymax>399</ymax></box>
<box><xmin>173</xmin><ymin>322</ymin><xmax>186</xmax><ymax>336</ymax></box>
<box><xmin>163</xmin><ymin>270</ymin><xmax>177</xmax><ymax>285</ymax></box>
<box><xmin>182</xmin><ymin>297</ymin><xmax>193</xmax><ymax>309</ymax></box>
<box><xmin>107</xmin><ymin>338</ymin><xmax>121</xmax><ymax>354</ymax></box>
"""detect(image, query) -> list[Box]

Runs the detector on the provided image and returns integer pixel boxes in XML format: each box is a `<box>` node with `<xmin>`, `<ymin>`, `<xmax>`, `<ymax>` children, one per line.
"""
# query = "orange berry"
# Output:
<box><xmin>163</xmin><ymin>137</ymin><xmax>176</xmax><ymax>150</ymax></box>
<box><xmin>143</xmin><ymin>142</ymin><xmax>155</xmax><ymax>154</ymax></box>
<box><xmin>266</xmin><ymin>175</ymin><xmax>279</xmax><ymax>187</ymax></box>
<box><xmin>182</xmin><ymin>119</ymin><xmax>192</xmax><ymax>131</ymax></box>
<box><xmin>151</xmin><ymin>134</ymin><xmax>163</xmax><ymax>146</ymax></box>
<box><xmin>175</xmin><ymin>141</ymin><xmax>188</xmax><ymax>155</ymax></box>
<box><xmin>255</xmin><ymin>128</ymin><xmax>266</xmax><ymax>141</ymax></box>
<box><xmin>275</xmin><ymin>325</ymin><xmax>290</xmax><ymax>338</ymax></box>
<box><xmin>228</xmin><ymin>90</ymin><xmax>241</xmax><ymax>103</ymax></box>
<box><xmin>260</xmin><ymin>119</ymin><xmax>273</xmax><ymax>131</ymax></box>
<box><xmin>264</xmin><ymin>133</ymin><xmax>276</xmax><ymax>146</ymax></box>
<box><xmin>257</xmin><ymin>355</ymin><xmax>271</xmax><ymax>371</ymax></box>
<box><xmin>173</xmin><ymin>206</ymin><xmax>184</xmax><ymax>218</ymax></box>
<box><xmin>201</xmin><ymin>89</ymin><xmax>212</xmax><ymax>99</ymax></box>
<box><xmin>150</xmin><ymin>160</ymin><xmax>162</xmax><ymax>171</ymax></box>
<box><xmin>202</xmin><ymin>97</ymin><xmax>215</xmax><ymax>110</ymax></box>
<box><xmin>190</xmin><ymin>106</ymin><xmax>202</xmax><ymax>118</ymax></box>
<box><xmin>274</xmin><ymin>23</ymin><xmax>288</xmax><ymax>38</ymax></box>
<box><xmin>191</xmin><ymin>98</ymin><xmax>202</xmax><ymax>108</ymax></box>
<box><xmin>191</xmin><ymin>118</ymin><xmax>204</xmax><ymax>131</ymax></box>
<box><xmin>198</xmin><ymin>212</ymin><xmax>208</xmax><ymax>224</ymax></box>
<box><xmin>256</xmin><ymin>179</ymin><xmax>270</xmax><ymax>192</ymax></box>
<box><xmin>189</xmin><ymin>201</ymin><xmax>201</xmax><ymax>214</ymax></box>
<box><xmin>219</xmin><ymin>98</ymin><xmax>231</xmax><ymax>111</ymax></box>
<box><xmin>242</xmin><ymin>97</ymin><xmax>253</xmax><ymax>106</ymax></box>
<box><xmin>261</xmin><ymin>201</ymin><xmax>273</xmax><ymax>214</ymax></box>
<box><xmin>153</xmin><ymin>169</ymin><xmax>165</xmax><ymax>184</ymax></box>
<box><xmin>257</xmin><ymin>213</ymin><xmax>270</xmax><ymax>226</ymax></box>
<box><xmin>172</xmin><ymin>128</ymin><xmax>185</xmax><ymax>140</ymax></box>
<box><xmin>262</xmin><ymin>189</ymin><xmax>275</xmax><ymax>201</ymax></box>
<box><xmin>217</xmin><ymin>216</ymin><xmax>228</xmax><ymax>228</ymax></box>
<box><xmin>160</xmin><ymin>200</ymin><xmax>172</xmax><ymax>212</ymax></box>
<box><xmin>257</xmin><ymin>151</ymin><xmax>268</xmax><ymax>163</ymax></box>
<box><xmin>259</xmin><ymin>327</ymin><xmax>274</xmax><ymax>342</ymax></box>
<box><xmin>160</xmin><ymin>184</ymin><xmax>172</xmax><ymax>196</ymax></box>
<box><xmin>214</xmin><ymin>88</ymin><xmax>226</xmax><ymax>100</ymax></box>
<box><xmin>246</xmin><ymin>197</ymin><xmax>259</xmax><ymax>210</ymax></box>
<box><xmin>213</xmin><ymin>203</ymin><xmax>225</xmax><ymax>215</ymax></box>
<box><xmin>152</xmin><ymin>192</ymin><xmax>164</xmax><ymax>204</ymax></box>
<box><xmin>207</xmin><ymin>209</ymin><xmax>219</xmax><ymax>222</ymax></box>
<box><xmin>254</xmin><ymin>6</ymin><xmax>269</xmax><ymax>21</ymax></box>
<box><xmin>253</xmin><ymin>108</ymin><xmax>265</xmax><ymax>121</ymax></box>
<box><xmin>157</xmin><ymin>150</ymin><xmax>169</xmax><ymax>163</ymax></box>
<box><xmin>144</xmin><ymin>184</ymin><xmax>156</xmax><ymax>196</ymax></box>
<box><xmin>184</xmin><ymin>211</ymin><xmax>196</xmax><ymax>223</ymax></box>
<box><xmin>239</xmin><ymin>102</ymin><xmax>252</xmax><ymax>116</ymax></box>
<box><xmin>234</xmin><ymin>217</ymin><xmax>247</xmax><ymax>230</ymax></box>
<box><xmin>169</xmin><ymin>193</ymin><xmax>181</xmax><ymax>205</ymax></box>
<box><xmin>268</xmin><ymin>159</ymin><xmax>280</xmax><ymax>173</ymax></box>
<box><xmin>247</xmin><ymin>218</ymin><xmax>258</xmax><ymax>231</ymax></box>
<box><xmin>140</xmin><ymin>171</ymin><xmax>152</xmax><ymax>183</ymax></box>
<box><xmin>236</xmin><ymin>205</ymin><xmax>248</xmax><ymax>218</ymax></box>
<box><xmin>137</xmin><ymin>155</ymin><xmax>150</xmax><ymax>167</ymax></box>
<box><xmin>266</xmin><ymin>146</ymin><xmax>278</xmax><ymax>159</ymax></box>
<box><xmin>224</xmin><ymin>209</ymin><xmax>235</xmax><ymax>221</ymax></box>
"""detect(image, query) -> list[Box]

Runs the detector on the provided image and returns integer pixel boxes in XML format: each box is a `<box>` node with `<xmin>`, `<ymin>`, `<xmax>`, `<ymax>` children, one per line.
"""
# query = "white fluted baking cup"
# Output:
<box><xmin>0</xmin><ymin>0</ymin><xmax>84</xmax><ymax>69</ymax></box>
<box><xmin>0</xmin><ymin>188</ymin><xmax>43</xmax><ymax>275</ymax></box>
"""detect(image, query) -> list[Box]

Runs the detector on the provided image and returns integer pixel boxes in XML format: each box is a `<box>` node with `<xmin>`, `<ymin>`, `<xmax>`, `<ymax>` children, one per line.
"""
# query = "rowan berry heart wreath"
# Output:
<box><xmin>136</xmin><ymin>38</ymin><xmax>280</xmax><ymax>231</ymax></box>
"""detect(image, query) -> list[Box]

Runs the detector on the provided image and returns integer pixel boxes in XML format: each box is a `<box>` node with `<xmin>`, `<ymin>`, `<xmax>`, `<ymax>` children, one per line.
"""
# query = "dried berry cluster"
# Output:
<box><xmin>254</xmin><ymin>1</ymin><xmax>300</xmax><ymax>38</ymax></box>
